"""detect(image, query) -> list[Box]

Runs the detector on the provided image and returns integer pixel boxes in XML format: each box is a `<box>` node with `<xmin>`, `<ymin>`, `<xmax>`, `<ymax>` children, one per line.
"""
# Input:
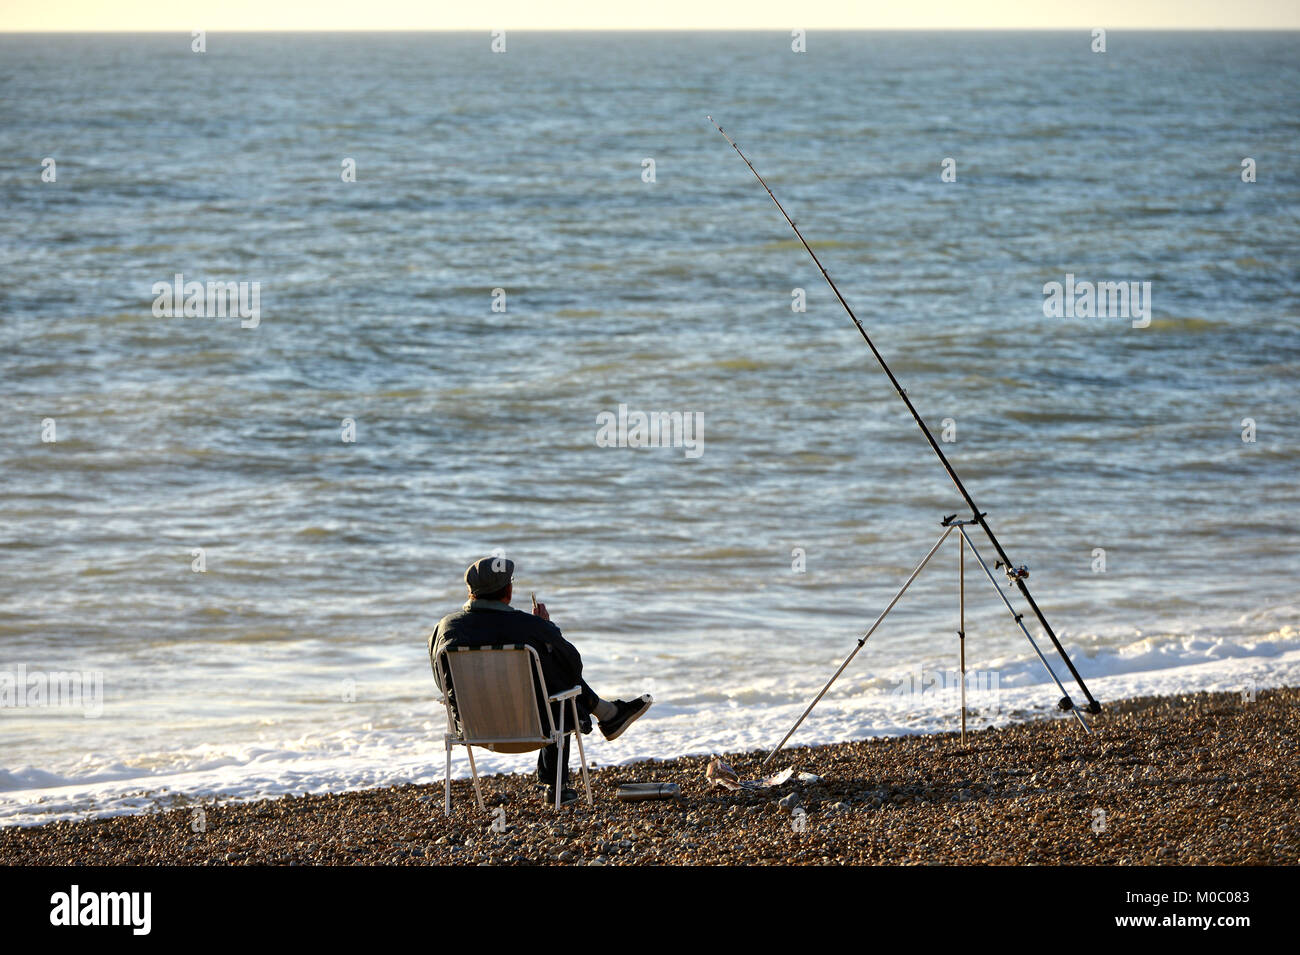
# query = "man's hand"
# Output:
<box><xmin>533</xmin><ymin>601</ymin><xmax>550</xmax><ymax>621</ymax></box>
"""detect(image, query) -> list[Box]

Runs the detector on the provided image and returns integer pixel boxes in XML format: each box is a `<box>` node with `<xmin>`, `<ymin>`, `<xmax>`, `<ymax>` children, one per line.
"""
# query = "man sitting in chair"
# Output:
<box><xmin>429</xmin><ymin>556</ymin><xmax>652</xmax><ymax>806</ymax></box>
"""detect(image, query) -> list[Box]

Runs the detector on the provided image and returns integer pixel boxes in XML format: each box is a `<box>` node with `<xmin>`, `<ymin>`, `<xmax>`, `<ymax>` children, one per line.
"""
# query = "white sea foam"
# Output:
<box><xmin>3</xmin><ymin>624</ymin><xmax>1296</xmax><ymax>828</ymax></box>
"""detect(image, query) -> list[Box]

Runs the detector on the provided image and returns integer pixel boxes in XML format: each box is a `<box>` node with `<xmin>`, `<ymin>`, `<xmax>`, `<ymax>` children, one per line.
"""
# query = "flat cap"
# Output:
<box><xmin>465</xmin><ymin>555</ymin><xmax>514</xmax><ymax>596</ymax></box>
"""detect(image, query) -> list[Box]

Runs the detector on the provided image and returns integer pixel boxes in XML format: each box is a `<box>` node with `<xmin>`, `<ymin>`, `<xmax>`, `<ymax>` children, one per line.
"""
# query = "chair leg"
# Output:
<box><xmin>444</xmin><ymin>737</ymin><xmax>452</xmax><ymax>817</ymax></box>
<box><xmin>465</xmin><ymin>745</ymin><xmax>485</xmax><ymax>811</ymax></box>
<box><xmin>571</xmin><ymin>698</ymin><xmax>593</xmax><ymax>806</ymax></box>
<box><xmin>554</xmin><ymin>706</ymin><xmax>566</xmax><ymax>810</ymax></box>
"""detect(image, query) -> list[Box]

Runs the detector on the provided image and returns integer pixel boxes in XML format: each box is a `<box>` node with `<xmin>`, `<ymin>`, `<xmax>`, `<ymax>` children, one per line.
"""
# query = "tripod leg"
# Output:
<box><xmin>959</xmin><ymin>533</ymin><xmax>966</xmax><ymax>745</ymax></box>
<box><xmin>762</xmin><ymin>526</ymin><xmax>957</xmax><ymax>767</ymax></box>
<box><xmin>958</xmin><ymin>526</ymin><xmax>1090</xmax><ymax>733</ymax></box>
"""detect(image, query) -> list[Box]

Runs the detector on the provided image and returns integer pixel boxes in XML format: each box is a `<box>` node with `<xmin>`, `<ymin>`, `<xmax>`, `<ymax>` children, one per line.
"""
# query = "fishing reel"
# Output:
<box><xmin>995</xmin><ymin>560</ymin><xmax>1030</xmax><ymax>583</ymax></box>
<box><xmin>1057</xmin><ymin>697</ymin><xmax>1102</xmax><ymax>714</ymax></box>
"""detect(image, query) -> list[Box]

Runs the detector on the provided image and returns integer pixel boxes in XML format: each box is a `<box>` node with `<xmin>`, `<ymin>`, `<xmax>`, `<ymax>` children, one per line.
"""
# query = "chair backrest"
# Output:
<box><xmin>439</xmin><ymin>645</ymin><xmax>553</xmax><ymax>752</ymax></box>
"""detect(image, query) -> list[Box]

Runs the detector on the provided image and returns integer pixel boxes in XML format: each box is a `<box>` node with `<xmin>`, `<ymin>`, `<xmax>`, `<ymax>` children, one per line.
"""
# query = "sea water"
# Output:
<box><xmin>1</xmin><ymin>32</ymin><xmax>1297</xmax><ymax>825</ymax></box>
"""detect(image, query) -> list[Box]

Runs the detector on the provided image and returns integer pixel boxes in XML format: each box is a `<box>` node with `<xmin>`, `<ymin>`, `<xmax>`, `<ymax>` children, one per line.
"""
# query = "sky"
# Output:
<box><xmin>1</xmin><ymin>1</ymin><xmax>1297</xmax><ymax>31</ymax></box>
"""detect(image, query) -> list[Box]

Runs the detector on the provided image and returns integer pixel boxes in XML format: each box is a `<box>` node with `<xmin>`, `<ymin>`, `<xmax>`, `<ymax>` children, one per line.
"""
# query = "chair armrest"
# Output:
<box><xmin>548</xmin><ymin>686</ymin><xmax>582</xmax><ymax>702</ymax></box>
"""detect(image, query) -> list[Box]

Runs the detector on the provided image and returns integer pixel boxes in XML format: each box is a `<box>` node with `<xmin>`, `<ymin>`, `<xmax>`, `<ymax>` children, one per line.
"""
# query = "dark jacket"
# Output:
<box><xmin>428</xmin><ymin>599</ymin><xmax>590</xmax><ymax>729</ymax></box>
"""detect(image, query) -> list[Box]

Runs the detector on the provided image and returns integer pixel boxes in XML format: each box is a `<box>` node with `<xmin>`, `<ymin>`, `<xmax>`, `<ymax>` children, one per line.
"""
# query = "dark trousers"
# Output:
<box><xmin>536</xmin><ymin>680</ymin><xmax>598</xmax><ymax>787</ymax></box>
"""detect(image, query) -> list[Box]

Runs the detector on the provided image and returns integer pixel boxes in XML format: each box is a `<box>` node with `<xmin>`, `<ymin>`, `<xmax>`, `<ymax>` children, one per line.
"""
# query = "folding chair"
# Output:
<box><xmin>433</xmin><ymin>643</ymin><xmax>593</xmax><ymax>814</ymax></box>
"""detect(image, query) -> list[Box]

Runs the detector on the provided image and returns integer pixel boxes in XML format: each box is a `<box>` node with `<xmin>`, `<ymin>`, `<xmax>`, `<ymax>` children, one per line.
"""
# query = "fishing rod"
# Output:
<box><xmin>709</xmin><ymin>116</ymin><xmax>1100</xmax><ymax>716</ymax></box>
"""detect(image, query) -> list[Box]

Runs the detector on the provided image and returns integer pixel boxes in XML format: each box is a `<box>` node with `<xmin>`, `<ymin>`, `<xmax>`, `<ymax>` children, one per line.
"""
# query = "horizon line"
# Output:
<box><xmin>2</xmin><ymin>27</ymin><xmax>1298</xmax><ymax>33</ymax></box>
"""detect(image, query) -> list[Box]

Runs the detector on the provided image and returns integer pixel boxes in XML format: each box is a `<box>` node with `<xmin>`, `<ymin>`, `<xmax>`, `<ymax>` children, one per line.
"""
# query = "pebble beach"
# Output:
<box><xmin>2</xmin><ymin>686</ymin><xmax>1295</xmax><ymax>866</ymax></box>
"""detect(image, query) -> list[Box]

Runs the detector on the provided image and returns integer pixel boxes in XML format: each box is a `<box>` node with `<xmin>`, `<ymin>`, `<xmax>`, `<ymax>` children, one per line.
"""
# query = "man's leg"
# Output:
<box><xmin>581</xmin><ymin>681</ymin><xmax>618</xmax><ymax>722</ymax></box>
<box><xmin>537</xmin><ymin>735</ymin><xmax>571</xmax><ymax>788</ymax></box>
<box><xmin>578</xmin><ymin>678</ymin><xmax>649</xmax><ymax>736</ymax></box>
<box><xmin>592</xmin><ymin>691</ymin><xmax>653</xmax><ymax>741</ymax></box>
<box><xmin>563</xmin><ymin>672</ymin><xmax>652</xmax><ymax>745</ymax></box>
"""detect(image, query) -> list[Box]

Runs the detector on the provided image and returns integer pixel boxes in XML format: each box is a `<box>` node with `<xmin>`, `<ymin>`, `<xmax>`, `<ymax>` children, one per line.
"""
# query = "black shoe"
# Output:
<box><xmin>541</xmin><ymin>785</ymin><xmax>579</xmax><ymax>807</ymax></box>
<box><xmin>600</xmin><ymin>695</ymin><xmax>653</xmax><ymax>741</ymax></box>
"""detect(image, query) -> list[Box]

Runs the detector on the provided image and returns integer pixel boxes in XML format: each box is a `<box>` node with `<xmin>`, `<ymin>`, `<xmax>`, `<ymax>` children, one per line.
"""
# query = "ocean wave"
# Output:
<box><xmin>4</xmin><ymin>625</ymin><xmax>1298</xmax><ymax>827</ymax></box>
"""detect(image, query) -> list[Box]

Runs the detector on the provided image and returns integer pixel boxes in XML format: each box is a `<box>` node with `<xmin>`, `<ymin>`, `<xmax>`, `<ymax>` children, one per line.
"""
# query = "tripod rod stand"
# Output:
<box><xmin>761</xmin><ymin>517</ymin><xmax>1091</xmax><ymax>768</ymax></box>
